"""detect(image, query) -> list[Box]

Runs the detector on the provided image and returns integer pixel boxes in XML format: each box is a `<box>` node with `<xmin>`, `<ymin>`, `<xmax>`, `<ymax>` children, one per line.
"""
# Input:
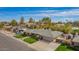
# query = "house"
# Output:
<box><xmin>63</xmin><ymin>33</ymin><xmax>73</xmax><ymax>40</ymax></box>
<box><xmin>4</xmin><ymin>25</ymin><xmax>12</xmax><ymax>31</ymax></box>
<box><xmin>25</xmin><ymin>29</ymin><xmax>63</xmax><ymax>42</ymax></box>
<box><xmin>23</xmin><ymin>28</ymin><xmax>79</xmax><ymax>46</ymax></box>
<box><xmin>26</xmin><ymin>22</ymin><xmax>36</xmax><ymax>29</ymax></box>
<box><xmin>1</xmin><ymin>21</ymin><xmax>10</xmax><ymax>26</ymax></box>
<box><xmin>12</xmin><ymin>26</ymin><xmax>26</xmax><ymax>34</ymax></box>
<box><xmin>55</xmin><ymin>33</ymin><xmax>74</xmax><ymax>44</ymax></box>
<box><xmin>72</xmin><ymin>36</ymin><xmax>79</xmax><ymax>46</ymax></box>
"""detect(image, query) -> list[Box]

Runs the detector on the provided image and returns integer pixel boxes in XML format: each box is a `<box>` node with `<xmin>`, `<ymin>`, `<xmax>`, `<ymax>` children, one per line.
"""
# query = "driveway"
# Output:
<box><xmin>31</xmin><ymin>40</ymin><xmax>60</xmax><ymax>51</ymax></box>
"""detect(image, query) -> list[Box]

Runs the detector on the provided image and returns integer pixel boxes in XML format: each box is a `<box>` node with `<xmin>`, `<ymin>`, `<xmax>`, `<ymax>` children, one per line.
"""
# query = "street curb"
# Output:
<box><xmin>0</xmin><ymin>30</ymin><xmax>38</xmax><ymax>51</ymax></box>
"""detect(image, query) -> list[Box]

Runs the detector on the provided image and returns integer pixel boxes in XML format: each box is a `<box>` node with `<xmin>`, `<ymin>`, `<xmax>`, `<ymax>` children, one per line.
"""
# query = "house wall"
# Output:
<box><xmin>72</xmin><ymin>42</ymin><xmax>79</xmax><ymax>46</ymax></box>
<box><xmin>42</xmin><ymin>36</ymin><xmax>53</xmax><ymax>42</ymax></box>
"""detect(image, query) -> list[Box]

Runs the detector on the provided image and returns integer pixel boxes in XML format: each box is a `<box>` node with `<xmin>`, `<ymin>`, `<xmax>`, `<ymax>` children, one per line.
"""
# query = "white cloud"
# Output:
<box><xmin>20</xmin><ymin>9</ymin><xmax>79</xmax><ymax>17</ymax></box>
<box><xmin>50</xmin><ymin>9</ymin><xmax>79</xmax><ymax>16</ymax></box>
<box><xmin>2</xmin><ymin>8</ymin><xmax>77</xmax><ymax>17</ymax></box>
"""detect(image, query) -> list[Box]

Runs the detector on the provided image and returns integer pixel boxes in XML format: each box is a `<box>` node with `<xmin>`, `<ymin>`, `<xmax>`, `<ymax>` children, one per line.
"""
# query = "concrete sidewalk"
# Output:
<box><xmin>0</xmin><ymin>30</ymin><xmax>15</xmax><ymax>37</ymax></box>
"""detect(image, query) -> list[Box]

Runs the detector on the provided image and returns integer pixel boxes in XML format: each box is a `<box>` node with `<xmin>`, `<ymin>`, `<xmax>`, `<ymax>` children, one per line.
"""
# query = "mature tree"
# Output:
<box><xmin>19</xmin><ymin>16</ymin><xmax>25</xmax><ymax>25</ymax></box>
<box><xmin>10</xmin><ymin>19</ymin><xmax>17</xmax><ymax>26</ymax></box>
<box><xmin>0</xmin><ymin>22</ymin><xmax>4</xmax><ymax>29</ymax></box>
<box><xmin>63</xmin><ymin>23</ymin><xmax>72</xmax><ymax>34</ymax></box>
<box><xmin>42</xmin><ymin>17</ymin><xmax>51</xmax><ymax>23</ymax></box>
<box><xmin>41</xmin><ymin>17</ymin><xmax>52</xmax><ymax>29</ymax></box>
<box><xmin>57</xmin><ymin>21</ymin><xmax>62</xmax><ymax>24</ymax></box>
<box><xmin>29</xmin><ymin>17</ymin><xmax>34</xmax><ymax>23</ymax></box>
<box><xmin>72</xmin><ymin>21</ymin><xmax>79</xmax><ymax>27</ymax></box>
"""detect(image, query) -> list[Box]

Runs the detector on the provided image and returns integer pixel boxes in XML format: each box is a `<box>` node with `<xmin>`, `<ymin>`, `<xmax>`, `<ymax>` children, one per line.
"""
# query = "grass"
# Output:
<box><xmin>15</xmin><ymin>34</ymin><xmax>26</xmax><ymax>38</ymax></box>
<box><xmin>15</xmin><ymin>34</ymin><xmax>38</xmax><ymax>44</ymax></box>
<box><xmin>55</xmin><ymin>44</ymin><xmax>75</xmax><ymax>51</ymax></box>
<box><xmin>31</xmin><ymin>35</ymin><xmax>38</xmax><ymax>39</ymax></box>
<box><xmin>24</xmin><ymin>37</ymin><xmax>37</xmax><ymax>44</ymax></box>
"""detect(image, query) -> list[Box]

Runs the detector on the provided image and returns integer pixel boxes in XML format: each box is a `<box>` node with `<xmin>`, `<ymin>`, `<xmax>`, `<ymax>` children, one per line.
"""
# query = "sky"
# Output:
<box><xmin>0</xmin><ymin>7</ymin><xmax>79</xmax><ymax>22</ymax></box>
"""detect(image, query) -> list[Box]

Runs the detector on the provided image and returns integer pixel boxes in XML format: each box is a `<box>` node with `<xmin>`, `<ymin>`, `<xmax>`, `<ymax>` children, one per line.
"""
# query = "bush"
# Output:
<box><xmin>31</xmin><ymin>35</ymin><xmax>38</xmax><ymax>39</ymax></box>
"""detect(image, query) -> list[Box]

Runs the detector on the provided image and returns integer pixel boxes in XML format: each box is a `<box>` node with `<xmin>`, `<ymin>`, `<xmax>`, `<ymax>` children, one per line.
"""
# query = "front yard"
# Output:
<box><xmin>15</xmin><ymin>34</ymin><xmax>38</xmax><ymax>44</ymax></box>
<box><xmin>55</xmin><ymin>44</ymin><xmax>75</xmax><ymax>51</ymax></box>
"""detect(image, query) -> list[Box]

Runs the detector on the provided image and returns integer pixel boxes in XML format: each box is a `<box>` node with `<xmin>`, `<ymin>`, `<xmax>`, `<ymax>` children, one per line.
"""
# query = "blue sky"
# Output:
<box><xmin>0</xmin><ymin>7</ymin><xmax>79</xmax><ymax>22</ymax></box>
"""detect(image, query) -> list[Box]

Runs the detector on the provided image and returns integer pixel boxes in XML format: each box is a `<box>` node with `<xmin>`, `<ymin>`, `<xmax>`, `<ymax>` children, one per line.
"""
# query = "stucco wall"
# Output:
<box><xmin>42</xmin><ymin>36</ymin><xmax>53</xmax><ymax>42</ymax></box>
<box><xmin>73</xmin><ymin>42</ymin><xmax>79</xmax><ymax>46</ymax></box>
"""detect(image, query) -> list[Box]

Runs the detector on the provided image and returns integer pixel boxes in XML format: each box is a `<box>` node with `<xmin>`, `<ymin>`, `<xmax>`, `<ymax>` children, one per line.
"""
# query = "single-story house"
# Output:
<box><xmin>63</xmin><ymin>33</ymin><xmax>73</xmax><ymax>40</ymax></box>
<box><xmin>4</xmin><ymin>25</ymin><xmax>12</xmax><ymax>31</ymax></box>
<box><xmin>72</xmin><ymin>36</ymin><xmax>79</xmax><ymax>46</ymax></box>
<box><xmin>12</xmin><ymin>26</ymin><xmax>26</xmax><ymax>34</ymax></box>
<box><xmin>25</xmin><ymin>29</ymin><xmax>63</xmax><ymax>42</ymax></box>
<box><xmin>54</xmin><ymin>33</ymin><xmax>74</xmax><ymax>44</ymax></box>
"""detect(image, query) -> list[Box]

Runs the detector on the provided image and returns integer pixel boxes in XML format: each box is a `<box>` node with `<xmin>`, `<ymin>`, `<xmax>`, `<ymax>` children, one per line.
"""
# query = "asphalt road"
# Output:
<box><xmin>0</xmin><ymin>32</ymin><xmax>35</xmax><ymax>51</ymax></box>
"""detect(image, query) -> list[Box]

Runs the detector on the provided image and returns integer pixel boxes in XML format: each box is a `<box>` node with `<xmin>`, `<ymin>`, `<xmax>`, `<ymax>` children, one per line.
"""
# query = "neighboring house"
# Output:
<box><xmin>12</xmin><ymin>26</ymin><xmax>26</xmax><ymax>34</ymax></box>
<box><xmin>1</xmin><ymin>21</ymin><xmax>10</xmax><ymax>26</ymax></box>
<box><xmin>26</xmin><ymin>22</ymin><xmax>36</xmax><ymax>28</ymax></box>
<box><xmin>72</xmin><ymin>36</ymin><xmax>79</xmax><ymax>46</ymax></box>
<box><xmin>4</xmin><ymin>25</ymin><xmax>12</xmax><ymax>31</ymax></box>
<box><xmin>63</xmin><ymin>33</ymin><xmax>73</xmax><ymax>40</ymax></box>
<box><xmin>55</xmin><ymin>33</ymin><xmax>74</xmax><ymax>44</ymax></box>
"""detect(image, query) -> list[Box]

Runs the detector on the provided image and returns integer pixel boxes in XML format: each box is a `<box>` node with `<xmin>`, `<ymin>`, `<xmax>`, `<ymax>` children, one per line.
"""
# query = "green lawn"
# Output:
<box><xmin>24</xmin><ymin>37</ymin><xmax>37</xmax><ymax>44</ymax></box>
<box><xmin>31</xmin><ymin>35</ymin><xmax>38</xmax><ymax>39</ymax></box>
<box><xmin>15</xmin><ymin>34</ymin><xmax>26</xmax><ymax>38</ymax></box>
<box><xmin>15</xmin><ymin>34</ymin><xmax>38</xmax><ymax>44</ymax></box>
<box><xmin>55</xmin><ymin>44</ymin><xmax>75</xmax><ymax>51</ymax></box>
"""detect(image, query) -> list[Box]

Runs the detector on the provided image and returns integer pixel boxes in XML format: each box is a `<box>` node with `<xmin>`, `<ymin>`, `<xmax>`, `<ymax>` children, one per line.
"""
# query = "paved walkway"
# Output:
<box><xmin>45</xmin><ymin>42</ymin><xmax>60</xmax><ymax>51</ymax></box>
<box><xmin>22</xmin><ymin>37</ymin><xmax>30</xmax><ymax>40</ymax></box>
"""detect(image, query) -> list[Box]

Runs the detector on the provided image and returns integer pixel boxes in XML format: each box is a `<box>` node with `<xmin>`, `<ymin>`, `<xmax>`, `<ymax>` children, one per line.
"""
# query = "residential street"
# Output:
<box><xmin>0</xmin><ymin>32</ymin><xmax>35</xmax><ymax>51</ymax></box>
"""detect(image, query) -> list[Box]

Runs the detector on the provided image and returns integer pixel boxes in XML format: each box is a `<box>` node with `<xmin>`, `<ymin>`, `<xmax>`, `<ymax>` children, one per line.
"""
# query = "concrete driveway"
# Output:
<box><xmin>31</xmin><ymin>40</ymin><xmax>60</xmax><ymax>51</ymax></box>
